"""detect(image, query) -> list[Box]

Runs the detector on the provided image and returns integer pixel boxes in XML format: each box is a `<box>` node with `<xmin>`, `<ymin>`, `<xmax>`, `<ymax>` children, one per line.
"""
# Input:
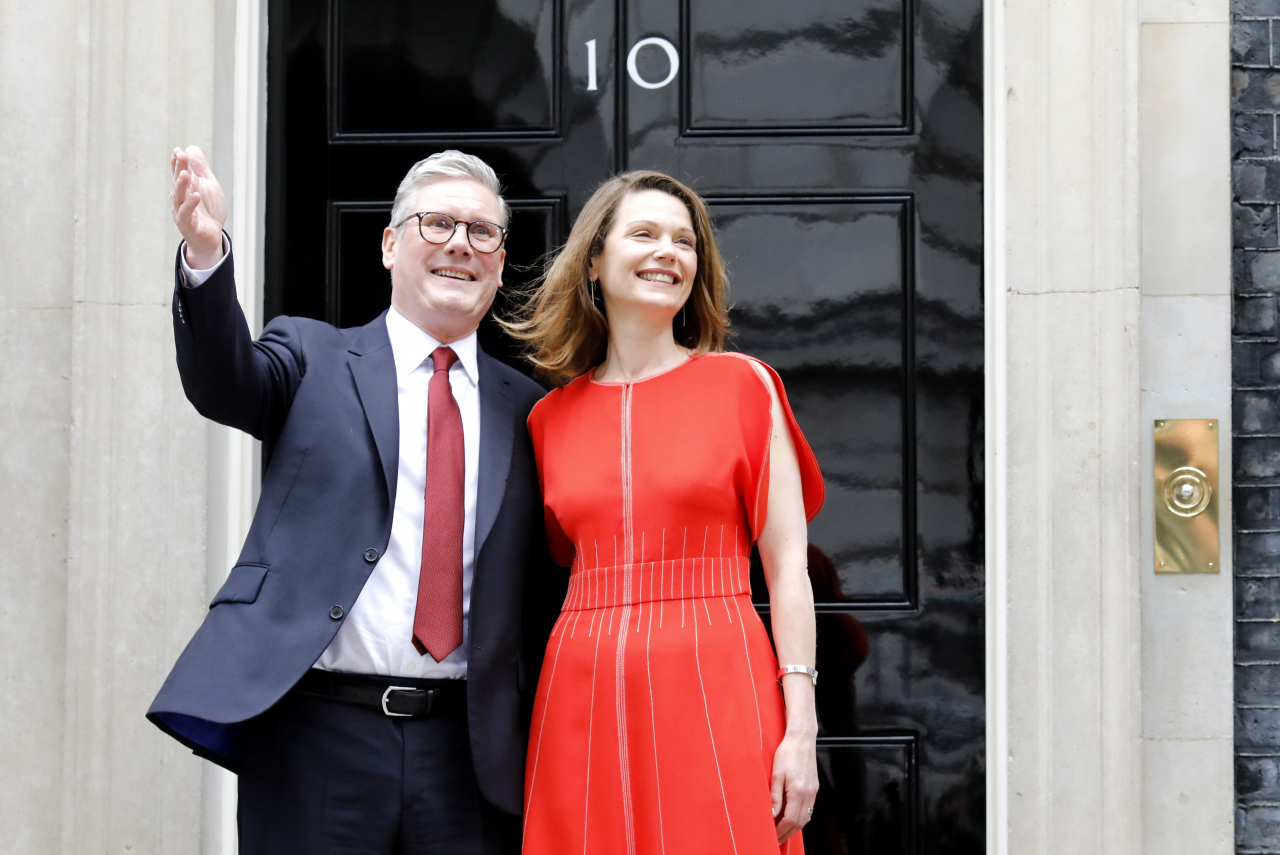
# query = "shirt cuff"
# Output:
<box><xmin>179</xmin><ymin>234</ymin><xmax>231</xmax><ymax>288</ymax></box>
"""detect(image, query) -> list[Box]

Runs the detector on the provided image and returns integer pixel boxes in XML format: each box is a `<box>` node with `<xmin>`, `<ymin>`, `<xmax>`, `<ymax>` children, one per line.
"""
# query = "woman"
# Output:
<box><xmin>508</xmin><ymin>171</ymin><xmax>824</xmax><ymax>854</ymax></box>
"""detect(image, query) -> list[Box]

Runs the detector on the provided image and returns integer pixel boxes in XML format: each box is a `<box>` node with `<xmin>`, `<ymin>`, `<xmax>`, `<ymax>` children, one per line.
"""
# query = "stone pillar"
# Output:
<box><xmin>0</xmin><ymin>0</ymin><xmax>228</xmax><ymax>850</ymax></box>
<box><xmin>1138</xmin><ymin>3</ymin><xmax>1234</xmax><ymax>853</ymax></box>
<box><xmin>988</xmin><ymin>0</ymin><xmax>1145</xmax><ymax>851</ymax></box>
<box><xmin>989</xmin><ymin>0</ymin><xmax>1236</xmax><ymax>852</ymax></box>
<box><xmin>58</xmin><ymin>0</ymin><xmax>220</xmax><ymax>846</ymax></box>
<box><xmin>0</xmin><ymin>1</ymin><xmax>77</xmax><ymax>851</ymax></box>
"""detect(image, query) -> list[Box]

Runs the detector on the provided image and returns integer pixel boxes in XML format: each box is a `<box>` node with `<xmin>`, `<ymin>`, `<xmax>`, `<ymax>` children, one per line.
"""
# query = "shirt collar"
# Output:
<box><xmin>385</xmin><ymin>306</ymin><xmax>479</xmax><ymax>386</ymax></box>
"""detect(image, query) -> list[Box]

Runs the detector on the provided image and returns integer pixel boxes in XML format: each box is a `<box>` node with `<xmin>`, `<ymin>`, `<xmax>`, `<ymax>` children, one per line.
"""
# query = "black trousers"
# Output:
<box><xmin>237</xmin><ymin>690</ymin><xmax>520</xmax><ymax>855</ymax></box>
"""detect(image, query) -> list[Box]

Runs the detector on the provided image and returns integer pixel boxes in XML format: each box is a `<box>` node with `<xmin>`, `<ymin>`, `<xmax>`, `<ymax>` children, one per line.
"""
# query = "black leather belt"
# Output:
<box><xmin>291</xmin><ymin>669</ymin><xmax>466</xmax><ymax>719</ymax></box>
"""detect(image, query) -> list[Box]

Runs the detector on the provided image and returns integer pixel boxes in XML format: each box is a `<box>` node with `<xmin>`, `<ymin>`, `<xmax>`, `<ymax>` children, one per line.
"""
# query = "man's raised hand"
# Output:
<box><xmin>170</xmin><ymin>145</ymin><xmax>228</xmax><ymax>269</ymax></box>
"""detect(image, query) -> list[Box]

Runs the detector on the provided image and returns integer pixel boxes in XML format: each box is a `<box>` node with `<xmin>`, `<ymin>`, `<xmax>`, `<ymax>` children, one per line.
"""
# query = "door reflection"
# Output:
<box><xmin>336</xmin><ymin>0</ymin><xmax>555</xmax><ymax>136</ymax></box>
<box><xmin>753</xmin><ymin>545</ymin><xmax>912</xmax><ymax>854</ymax></box>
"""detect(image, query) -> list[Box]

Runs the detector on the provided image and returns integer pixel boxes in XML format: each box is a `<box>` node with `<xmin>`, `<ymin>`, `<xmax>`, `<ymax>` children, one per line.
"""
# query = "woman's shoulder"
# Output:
<box><xmin>690</xmin><ymin>351</ymin><xmax>778</xmax><ymax>397</ymax></box>
<box><xmin>527</xmin><ymin>371</ymin><xmax>593</xmax><ymax>425</ymax></box>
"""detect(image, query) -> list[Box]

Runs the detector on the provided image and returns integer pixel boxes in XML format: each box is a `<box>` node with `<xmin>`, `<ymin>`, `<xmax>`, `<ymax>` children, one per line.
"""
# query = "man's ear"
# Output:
<box><xmin>496</xmin><ymin>248</ymin><xmax>506</xmax><ymax>287</ymax></box>
<box><xmin>381</xmin><ymin>226</ymin><xmax>398</xmax><ymax>270</ymax></box>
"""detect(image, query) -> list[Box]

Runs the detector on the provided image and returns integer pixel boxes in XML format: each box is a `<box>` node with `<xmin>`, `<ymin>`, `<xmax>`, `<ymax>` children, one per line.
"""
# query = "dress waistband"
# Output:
<box><xmin>562</xmin><ymin>554</ymin><xmax>752</xmax><ymax>611</ymax></box>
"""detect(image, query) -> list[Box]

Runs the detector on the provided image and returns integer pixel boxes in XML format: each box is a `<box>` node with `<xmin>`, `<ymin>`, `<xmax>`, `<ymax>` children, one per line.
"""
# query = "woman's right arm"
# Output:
<box><xmin>752</xmin><ymin>363</ymin><xmax>820</xmax><ymax>844</ymax></box>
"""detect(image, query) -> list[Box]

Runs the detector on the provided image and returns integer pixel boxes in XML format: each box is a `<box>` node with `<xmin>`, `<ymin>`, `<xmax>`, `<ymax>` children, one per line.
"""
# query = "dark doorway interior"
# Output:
<box><xmin>265</xmin><ymin>1</ymin><xmax>985</xmax><ymax>851</ymax></box>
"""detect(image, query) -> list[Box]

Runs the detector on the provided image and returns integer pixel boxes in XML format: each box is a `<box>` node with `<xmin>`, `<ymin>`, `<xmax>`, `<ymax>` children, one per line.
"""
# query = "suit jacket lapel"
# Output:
<box><xmin>475</xmin><ymin>349</ymin><xmax>515</xmax><ymax>558</ymax></box>
<box><xmin>347</xmin><ymin>312</ymin><xmax>399</xmax><ymax>511</ymax></box>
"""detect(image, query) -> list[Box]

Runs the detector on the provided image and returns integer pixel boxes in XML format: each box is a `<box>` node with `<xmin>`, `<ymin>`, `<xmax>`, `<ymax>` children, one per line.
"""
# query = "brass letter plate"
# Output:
<box><xmin>1154</xmin><ymin>419</ymin><xmax>1219</xmax><ymax>573</ymax></box>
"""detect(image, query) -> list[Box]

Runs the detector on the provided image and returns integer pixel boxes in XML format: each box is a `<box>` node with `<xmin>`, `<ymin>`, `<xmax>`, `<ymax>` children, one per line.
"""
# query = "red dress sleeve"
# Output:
<box><xmin>735</xmin><ymin>355</ymin><xmax>825</xmax><ymax>541</ymax></box>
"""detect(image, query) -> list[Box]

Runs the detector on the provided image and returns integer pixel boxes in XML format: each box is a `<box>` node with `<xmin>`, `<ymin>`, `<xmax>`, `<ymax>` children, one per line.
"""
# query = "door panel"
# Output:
<box><xmin>710</xmin><ymin>197</ymin><xmax>912</xmax><ymax>603</ymax></box>
<box><xmin>333</xmin><ymin>0</ymin><xmax>558</xmax><ymax>138</ymax></box>
<box><xmin>266</xmin><ymin>0</ymin><xmax>983</xmax><ymax>850</ymax></box>
<box><xmin>811</xmin><ymin>737</ymin><xmax>916</xmax><ymax>854</ymax></box>
<box><xmin>684</xmin><ymin>0</ymin><xmax>910</xmax><ymax>134</ymax></box>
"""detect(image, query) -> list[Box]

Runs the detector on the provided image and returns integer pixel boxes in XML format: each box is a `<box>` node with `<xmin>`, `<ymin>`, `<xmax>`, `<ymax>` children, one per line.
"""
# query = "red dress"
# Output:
<box><xmin>523</xmin><ymin>353</ymin><xmax>825</xmax><ymax>855</ymax></box>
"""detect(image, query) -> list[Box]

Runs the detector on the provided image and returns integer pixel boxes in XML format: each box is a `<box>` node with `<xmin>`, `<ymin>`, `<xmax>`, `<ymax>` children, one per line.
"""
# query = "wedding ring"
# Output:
<box><xmin>807</xmin><ymin>807</ymin><xmax>814</xmax><ymax>814</ymax></box>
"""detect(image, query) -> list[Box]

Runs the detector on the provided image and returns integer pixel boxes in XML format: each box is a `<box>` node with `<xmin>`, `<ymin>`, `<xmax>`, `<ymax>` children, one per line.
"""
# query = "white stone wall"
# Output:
<box><xmin>987</xmin><ymin>0</ymin><xmax>1234</xmax><ymax>852</ymax></box>
<box><xmin>0</xmin><ymin>0</ymin><xmax>235</xmax><ymax>851</ymax></box>
<box><xmin>0</xmin><ymin>2</ymin><xmax>77</xmax><ymax>849</ymax></box>
<box><xmin>987</xmin><ymin>0</ymin><xmax>1144</xmax><ymax>850</ymax></box>
<box><xmin>1139</xmin><ymin>6</ymin><xmax>1234</xmax><ymax>853</ymax></box>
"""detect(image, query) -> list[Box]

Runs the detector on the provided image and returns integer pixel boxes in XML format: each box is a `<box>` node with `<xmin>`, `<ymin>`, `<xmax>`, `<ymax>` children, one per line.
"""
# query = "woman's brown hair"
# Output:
<box><xmin>502</xmin><ymin>171</ymin><xmax>730</xmax><ymax>385</ymax></box>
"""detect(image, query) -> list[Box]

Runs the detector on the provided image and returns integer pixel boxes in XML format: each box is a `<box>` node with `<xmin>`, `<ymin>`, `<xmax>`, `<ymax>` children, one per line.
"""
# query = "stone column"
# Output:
<box><xmin>56</xmin><ymin>0</ymin><xmax>224</xmax><ymax>851</ymax></box>
<box><xmin>989</xmin><ymin>0</ymin><xmax>1145</xmax><ymax>851</ymax></box>
<box><xmin>1138</xmin><ymin>2</ymin><xmax>1234</xmax><ymax>853</ymax></box>
<box><xmin>0</xmin><ymin>1</ymin><xmax>77</xmax><ymax>851</ymax></box>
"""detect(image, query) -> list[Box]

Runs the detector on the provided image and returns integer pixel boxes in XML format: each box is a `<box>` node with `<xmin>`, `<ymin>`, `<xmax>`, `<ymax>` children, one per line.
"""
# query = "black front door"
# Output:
<box><xmin>266</xmin><ymin>1</ymin><xmax>984</xmax><ymax>851</ymax></box>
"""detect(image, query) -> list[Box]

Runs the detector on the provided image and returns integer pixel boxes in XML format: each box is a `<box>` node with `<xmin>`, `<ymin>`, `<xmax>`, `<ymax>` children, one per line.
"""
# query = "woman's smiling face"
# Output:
<box><xmin>589</xmin><ymin>189</ymin><xmax>698</xmax><ymax>321</ymax></box>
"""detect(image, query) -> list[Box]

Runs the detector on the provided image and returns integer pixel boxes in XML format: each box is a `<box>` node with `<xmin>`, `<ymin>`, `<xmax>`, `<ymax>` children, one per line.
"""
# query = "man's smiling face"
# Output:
<box><xmin>381</xmin><ymin>177</ymin><xmax>506</xmax><ymax>343</ymax></box>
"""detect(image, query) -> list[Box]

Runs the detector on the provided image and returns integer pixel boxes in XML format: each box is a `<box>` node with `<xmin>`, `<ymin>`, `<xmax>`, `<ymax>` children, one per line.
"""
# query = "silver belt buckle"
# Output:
<box><xmin>381</xmin><ymin>685</ymin><xmax>422</xmax><ymax>717</ymax></box>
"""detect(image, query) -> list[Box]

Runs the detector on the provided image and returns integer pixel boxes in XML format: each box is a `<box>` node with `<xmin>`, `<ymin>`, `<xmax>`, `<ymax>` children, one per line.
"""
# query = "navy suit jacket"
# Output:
<box><xmin>147</xmin><ymin>245</ymin><xmax>549</xmax><ymax>815</ymax></box>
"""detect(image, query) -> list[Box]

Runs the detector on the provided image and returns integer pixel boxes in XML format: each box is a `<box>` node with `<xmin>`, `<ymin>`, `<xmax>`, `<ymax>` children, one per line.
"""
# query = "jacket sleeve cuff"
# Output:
<box><xmin>179</xmin><ymin>233</ymin><xmax>231</xmax><ymax>288</ymax></box>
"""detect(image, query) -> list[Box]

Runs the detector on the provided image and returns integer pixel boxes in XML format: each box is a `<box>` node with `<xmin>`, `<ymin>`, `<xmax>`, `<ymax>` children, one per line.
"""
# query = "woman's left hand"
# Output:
<box><xmin>770</xmin><ymin>727</ymin><xmax>818</xmax><ymax>844</ymax></box>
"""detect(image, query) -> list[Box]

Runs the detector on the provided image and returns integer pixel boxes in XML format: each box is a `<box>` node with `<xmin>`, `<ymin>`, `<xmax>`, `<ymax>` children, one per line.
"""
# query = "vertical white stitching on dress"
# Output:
<box><xmin>718</xmin><ymin>525</ymin><xmax>726</xmax><ymax>596</ymax></box>
<box><xmin>702</xmin><ymin>526</ymin><xmax>711</xmax><ymax>598</ymax></box>
<box><xmin>615</xmin><ymin>600</ymin><xmax>635</xmax><ymax>855</ymax></box>
<box><xmin>636</xmin><ymin>532</ymin><xmax>646</xmax><ymax>633</ymax></box>
<box><xmin>608</xmin><ymin>535</ymin><xmax>619</xmax><ymax>635</ymax></box>
<box><xmin>622</xmin><ymin>386</ymin><xmax>634</xmax><ymax>557</ymax></box>
<box><xmin>582</xmin><ymin>600</ymin><xmax>606</xmax><ymax>855</ymax></box>
<box><xmin>572</xmin><ymin>542</ymin><xmax>584</xmax><ymax>624</ymax></box>
<box><xmin>659</xmin><ymin>529</ymin><xmax>666</xmax><ymax>628</ymax></box>
<box><xmin>718</xmin><ymin>525</ymin><xmax>735</xmax><ymax>623</ymax></box>
<box><xmin>680</xmin><ymin>528</ymin><xmax>687</xmax><ymax>628</ymax></box>
<box><xmin>645</xmin><ymin>565</ymin><xmax>667</xmax><ymax>855</ymax></box>
<box><xmin>588</xmin><ymin>539</ymin><xmax>599</xmax><ymax>637</ymax></box>
<box><xmin>731</xmin><ymin>595</ymin><xmax>765</xmax><ymax>753</ymax></box>
<box><xmin>576</xmin><ymin>541</ymin><xmax>587</xmax><ymax>611</ymax></box>
<box><xmin>737</xmin><ymin>554</ymin><xmax>744</xmax><ymax>592</ymax></box>
<box><xmin>693</xmin><ymin>578</ymin><xmax>741</xmax><ymax>855</ymax></box>
<box><xmin>700</xmin><ymin>526</ymin><xmax>713</xmax><ymax>625</ymax></box>
<box><xmin>614</xmin><ymin>383</ymin><xmax>636</xmax><ymax>855</ymax></box>
<box><xmin>637</xmin><ymin>565</ymin><xmax>645</xmax><ymax>633</ymax></box>
<box><xmin>585</xmin><ymin>543</ymin><xmax>593</xmax><ymax>635</ymax></box>
<box><xmin>524</xmin><ymin>610</ymin><xmax>570</xmax><ymax>847</ymax></box>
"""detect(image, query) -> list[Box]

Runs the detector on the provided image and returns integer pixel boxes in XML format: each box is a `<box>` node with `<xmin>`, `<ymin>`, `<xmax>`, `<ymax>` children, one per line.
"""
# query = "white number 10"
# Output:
<box><xmin>584</xmin><ymin>36</ymin><xmax>680</xmax><ymax>92</ymax></box>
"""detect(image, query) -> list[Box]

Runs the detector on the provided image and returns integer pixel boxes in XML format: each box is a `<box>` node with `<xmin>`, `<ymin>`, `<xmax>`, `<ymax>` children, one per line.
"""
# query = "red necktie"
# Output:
<box><xmin>413</xmin><ymin>346</ymin><xmax>465</xmax><ymax>661</ymax></box>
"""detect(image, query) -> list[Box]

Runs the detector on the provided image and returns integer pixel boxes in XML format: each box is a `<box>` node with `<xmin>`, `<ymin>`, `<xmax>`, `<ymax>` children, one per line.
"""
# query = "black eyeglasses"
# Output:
<box><xmin>397</xmin><ymin>212</ymin><xmax>508</xmax><ymax>253</ymax></box>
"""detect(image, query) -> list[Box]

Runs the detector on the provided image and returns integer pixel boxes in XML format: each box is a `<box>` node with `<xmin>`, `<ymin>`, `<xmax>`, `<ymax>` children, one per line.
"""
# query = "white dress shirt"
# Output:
<box><xmin>181</xmin><ymin>246</ymin><xmax>480</xmax><ymax>680</ymax></box>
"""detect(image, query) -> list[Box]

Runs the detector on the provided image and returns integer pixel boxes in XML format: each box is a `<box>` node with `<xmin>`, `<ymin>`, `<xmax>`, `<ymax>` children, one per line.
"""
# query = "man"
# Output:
<box><xmin>149</xmin><ymin>146</ymin><xmax>551</xmax><ymax>854</ymax></box>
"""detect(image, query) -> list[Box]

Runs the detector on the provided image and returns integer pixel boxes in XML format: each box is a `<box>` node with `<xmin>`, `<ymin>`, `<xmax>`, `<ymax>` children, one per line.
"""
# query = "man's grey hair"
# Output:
<box><xmin>389</xmin><ymin>150</ymin><xmax>511</xmax><ymax>231</ymax></box>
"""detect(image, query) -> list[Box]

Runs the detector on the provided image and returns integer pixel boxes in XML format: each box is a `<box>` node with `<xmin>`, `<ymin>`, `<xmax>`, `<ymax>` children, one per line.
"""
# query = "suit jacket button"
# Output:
<box><xmin>363</xmin><ymin>548</ymin><xmax>379</xmax><ymax>563</ymax></box>
<box><xmin>329</xmin><ymin>605</ymin><xmax>344</xmax><ymax>620</ymax></box>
